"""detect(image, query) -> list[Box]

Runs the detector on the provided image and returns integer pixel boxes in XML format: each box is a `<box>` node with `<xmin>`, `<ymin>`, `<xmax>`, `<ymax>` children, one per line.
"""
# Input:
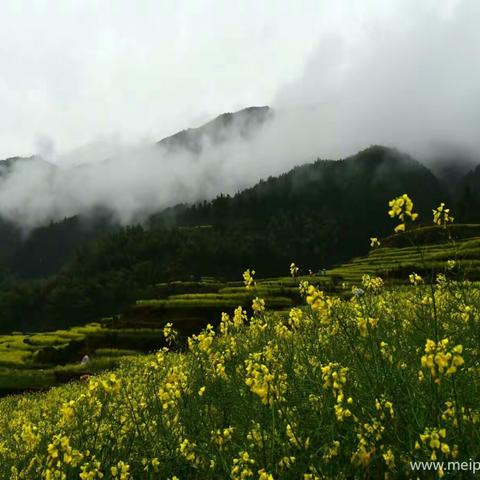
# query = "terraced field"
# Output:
<box><xmin>3</xmin><ymin>255</ymin><xmax>480</xmax><ymax>478</ymax></box>
<box><xmin>1</xmin><ymin>224</ymin><xmax>478</xmax><ymax>395</ymax></box>
<box><xmin>119</xmin><ymin>275</ymin><xmax>336</xmax><ymax>332</ymax></box>
<box><xmin>0</xmin><ymin>324</ymin><xmax>150</xmax><ymax>394</ymax></box>
<box><xmin>0</xmin><ymin>275</ymin><xmax>335</xmax><ymax>395</ymax></box>
<box><xmin>330</xmin><ymin>225</ymin><xmax>480</xmax><ymax>284</ymax></box>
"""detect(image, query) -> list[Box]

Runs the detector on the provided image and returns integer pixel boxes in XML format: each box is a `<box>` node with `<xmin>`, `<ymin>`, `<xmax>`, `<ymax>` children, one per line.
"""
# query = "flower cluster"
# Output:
<box><xmin>388</xmin><ymin>193</ymin><xmax>418</xmax><ymax>232</ymax></box>
<box><xmin>288</xmin><ymin>307</ymin><xmax>303</xmax><ymax>330</ymax></box>
<box><xmin>370</xmin><ymin>237</ymin><xmax>380</xmax><ymax>248</ymax></box>
<box><xmin>189</xmin><ymin>324</ymin><xmax>216</xmax><ymax>354</ymax></box>
<box><xmin>356</xmin><ymin>314</ymin><xmax>378</xmax><ymax>337</ymax></box>
<box><xmin>305</xmin><ymin>285</ymin><xmax>337</xmax><ymax>327</ymax></box>
<box><xmin>321</xmin><ymin>363</ymin><xmax>352</xmax><ymax>422</ymax></box>
<box><xmin>211</xmin><ymin>426</ymin><xmax>234</xmax><ymax>451</ymax></box>
<box><xmin>409</xmin><ymin>272</ymin><xmax>423</xmax><ymax>285</ymax></box>
<box><xmin>243</xmin><ymin>269</ymin><xmax>256</xmax><ymax>289</ymax></box>
<box><xmin>163</xmin><ymin>322</ymin><xmax>178</xmax><ymax>344</ymax></box>
<box><xmin>433</xmin><ymin>202</ymin><xmax>454</xmax><ymax>228</ymax></box>
<box><xmin>418</xmin><ymin>427</ymin><xmax>450</xmax><ymax>462</ymax></box>
<box><xmin>289</xmin><ymin>262</ymin><xmax>299</xmax><ymax>277</ymax></box>
<box><xmin>230</xmin><ymin>451</ymin><xmax>255</xmax><ymax>480</ymax></box>
<box><xmin>252</xmin><ymin>297</ymin><xmax>266</xmax><ymax>315</ymax></box>
<box><xmin>420</xmin><ymin>338</ymin><xmax>464</xmax><ymax>382</ymax></box>
<box><xmin>361</xmin><ymin>274</ymin><xmax>383</xmax><ymax>293</ymax></box>
<box><xmin>244</xmin><ymin>352</ymin><xmax>287</xmax><ymax>405</ymax></box>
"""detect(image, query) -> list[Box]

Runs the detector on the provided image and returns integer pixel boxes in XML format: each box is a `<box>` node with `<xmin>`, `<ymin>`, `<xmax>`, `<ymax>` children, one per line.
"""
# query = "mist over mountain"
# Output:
<box><xmin>1</xmin><ymin>141</ymin><xmax>478</xmax><ymax>283</ymax></box>
<box><xmin>0</xmin><ymin>138</ymin><xmax>478</xmax><ymax>333</ymax></box>
<box><xmin>0</xmin><ymin>106</ymin><xmax>282</xmax><ymax>230</ymax></box>
<box><xmin>0</xmin><ymin>1</ymin><xmax>478</xmax><ymax>233</ymax></box>
<box><xmin>158</xmin><ymin>106</ymin><xmax>271</xmax><ymax>155</ymax></box>
<box><xmin>426</xmin><ymin>147</ymin><xmax>480</xmax><ymax>195</ymax></box>
<box><xmin>0</xmin><ymin>0</ymin><xmax>477</xmax><ymax>307</ymax></box>
<box><xmin>0</xmin><ymin>143</ymin><xmax>470</xmax><ymax>333</ymax></box>
<box><xmin>0</xmin><ymin>101</ymin><xmax>479</xmax><ymax>282</ymax></box>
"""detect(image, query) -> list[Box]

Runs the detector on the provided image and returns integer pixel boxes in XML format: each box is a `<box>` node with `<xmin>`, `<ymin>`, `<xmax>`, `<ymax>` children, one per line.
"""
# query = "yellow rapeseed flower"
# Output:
<box><xmin>388</xmin><ymin>193</ymin><xmax>418</xmax><ymax>233</ymax></box>
<box><xmin>370</xmin><ymin>237</ymin><xmax>381</xmax><ymax>248</ymax></box>
<box><xmin>243</xmin><ymin>269</ymin><xmax>256</xmax><ymax>289</ymax></box>
<box><xmin>433</xmin><ymin>202</ymin><xmax>454</xmax><ymax>228</ymax></box>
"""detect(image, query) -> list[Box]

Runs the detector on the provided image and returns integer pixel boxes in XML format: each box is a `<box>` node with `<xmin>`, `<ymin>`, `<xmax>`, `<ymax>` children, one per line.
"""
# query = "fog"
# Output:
<box><xmin>273</xmin><ymin>0</ymin><xmax>480</xmax><ymax>160</ymax></box>
<box><xmin>0</xmin><ymin>0</ymin><xmax>479</xmax><ymax>230</ymax></box>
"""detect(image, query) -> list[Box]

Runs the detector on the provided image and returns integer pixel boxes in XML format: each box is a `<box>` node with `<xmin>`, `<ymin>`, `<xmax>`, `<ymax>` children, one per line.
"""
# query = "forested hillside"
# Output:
<box><xmin>0</xmin><ymin>144</ymin><xmax>478</xmax><ymax>334</ymax></box>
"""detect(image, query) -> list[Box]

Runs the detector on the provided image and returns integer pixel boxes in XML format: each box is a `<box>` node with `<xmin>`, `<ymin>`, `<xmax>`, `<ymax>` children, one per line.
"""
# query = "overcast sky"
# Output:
<box><xmin>0</xmin><ymin>0</ymin><xmax>325</xmax><ymax>158</ymax></box>
<box><xmin>0</xmin><ymin>0</ymin><xmax>478</xmax><ymax>229</ymax></box>
<box><xmin>0</xmin><ymin>0</ymin><xmax>466</xmax><ymax>159</ymax></box>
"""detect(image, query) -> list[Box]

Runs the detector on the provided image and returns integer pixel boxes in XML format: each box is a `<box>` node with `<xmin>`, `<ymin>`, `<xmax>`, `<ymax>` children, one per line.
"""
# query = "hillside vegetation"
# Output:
<box><xmin>1</xmin><ymin>209</ymin><xmax>479</xmax><ymax>395</ymax></box>
<box><xmin>1</xmin><ymin>195</ymin><xmax>480</xmax><ymax>478</ymax></box>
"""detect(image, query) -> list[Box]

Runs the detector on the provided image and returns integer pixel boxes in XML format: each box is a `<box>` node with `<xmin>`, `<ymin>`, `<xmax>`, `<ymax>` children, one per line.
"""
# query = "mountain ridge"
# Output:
<box><xmin>157</xmin><ymin>105</ymin><xmax>271</xmax><ymax>154</ymax></box>
<box><xmin>0</xmin><ymin>107</ymin><xmax>478</xmax><ymax>284</ymax></box>
<box><xmin>0</xmin><ymin>141</ymin><xmax>478</xmax><ymax>333</ymax></box>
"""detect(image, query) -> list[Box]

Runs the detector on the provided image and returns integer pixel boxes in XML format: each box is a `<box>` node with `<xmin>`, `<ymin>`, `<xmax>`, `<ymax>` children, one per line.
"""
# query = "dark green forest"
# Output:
<box><xmin>0</xmin><ymin>145</ymin><xmax>478</xmax><ymax>333</ymax></box>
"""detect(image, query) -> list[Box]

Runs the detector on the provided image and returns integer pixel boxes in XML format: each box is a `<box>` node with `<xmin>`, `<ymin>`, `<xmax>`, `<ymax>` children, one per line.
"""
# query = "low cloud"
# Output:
<box><xmin>0</xmin><ymin>0</ymin><xmax>478</xmax><ymax>230</ymax></box>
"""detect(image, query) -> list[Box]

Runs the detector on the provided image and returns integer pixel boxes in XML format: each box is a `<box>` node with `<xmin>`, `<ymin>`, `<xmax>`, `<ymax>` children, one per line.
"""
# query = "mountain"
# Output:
<box><xmin>157</xmin><ymin>106</ymin><xmax>271</xmax><ymax>154</ymax></box>
<box><xmin>152</xmin><ymin>145</ymin><xmax>447</xmax><ymax>262</ymax></box>
<box><xmin>0</xmin><ymin>107</ymin><xmax>478</xmax><ymax>288</ymax></box>
<box><xmin>0</xmin><ymin>155</ymin><xmax>55</xmax><ymax>178</ymax></box>
<box><xmin>0</xmin><ymin>155</ymin><xmax>120</xmax><ymax>279</ymax></box>
<box><xmin>0</xmin><ymin>155</ymin><xmax>37</xmax><ymax>176</ymax></box>
<box><xmin>0</xmin><ymin>158</ymin><xmax>50</xmax><ymax>270</ymax></box>
<box><xmin>428</xmin><ymin>149</ymin><xmax>479</xmax><ymax>195</ymax></box>
<box><xmin>456</xmin><ymin>164</ymin><xmax>480</xmax><ymax>222</ymax></box>
<box><xmin>0</xmin><ymin>142</ymin><xmax>476</xmax><ymax>333</ymax></box>
<box><xmin>9</xmin><ymin>212</ymin><xmax>119</xmax><ymax>279</ymax></box>
<box><xmin>465</xmin><ymin>164</ymin><xmax>480</xmax><ymax>189</ymax></box>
